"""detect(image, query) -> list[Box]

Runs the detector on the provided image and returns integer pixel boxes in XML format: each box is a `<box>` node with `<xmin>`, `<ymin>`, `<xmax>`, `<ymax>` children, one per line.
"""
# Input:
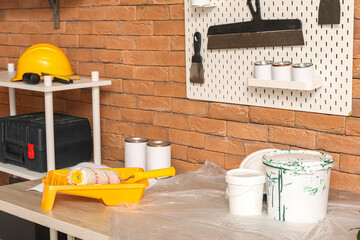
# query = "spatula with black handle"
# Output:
<box><xmin>190</xmin><ymin>32</ymin><xmax>204</xmax><ymax>84</ymax></box>
<box><xmin>318</xmin><ymin>0</ymin><xmax>341</xmax><ymax>25</ymax></box>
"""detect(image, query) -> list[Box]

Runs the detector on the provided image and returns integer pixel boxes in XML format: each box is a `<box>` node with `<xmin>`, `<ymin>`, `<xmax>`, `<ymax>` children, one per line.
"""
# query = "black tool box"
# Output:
<box><xmin>0</xmin><ymin>112</ymin><xmax>92</xmax><ymax>172</ymax></box>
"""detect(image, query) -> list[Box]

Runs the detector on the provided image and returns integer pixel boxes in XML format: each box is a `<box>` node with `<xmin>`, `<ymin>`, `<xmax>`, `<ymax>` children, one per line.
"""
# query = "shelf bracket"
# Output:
<box><xmin>48</xmin><ymin>0</ymin><xmax>60</xmax><ymax>29</ymax></box>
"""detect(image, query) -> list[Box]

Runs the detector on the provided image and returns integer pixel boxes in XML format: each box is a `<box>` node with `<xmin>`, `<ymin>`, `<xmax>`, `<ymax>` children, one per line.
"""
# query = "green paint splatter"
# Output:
<box><xmin>283</xmin><ymin>205</ymin><xmax>286</xmax><ymax>222</ymax></box>
<box><xmin>265</xmin><ymin>169</ymin><xmax>287</xmax><ymax>221</ymax></box>
<box><xmin>304</xmin><ymin>186</ymin><xmax>318</xmax><ymax>196</ymax></box>
<box><xmin>278</xmin><ymin>169</ymin><xmax>284</xmax><ymax>221</ymax></box>
<box><xmin>266</xmin><ymin>172</ymin><xmax>277</xmax><ymax>208</ymax></box>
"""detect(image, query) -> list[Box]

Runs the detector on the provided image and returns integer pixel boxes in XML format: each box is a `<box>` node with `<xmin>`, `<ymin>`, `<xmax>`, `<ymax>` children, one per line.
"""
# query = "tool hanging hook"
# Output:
<box><xmin>48</xmin><ymin>0</ymin><xmax>60</xmax><ymax>29</ymax></box>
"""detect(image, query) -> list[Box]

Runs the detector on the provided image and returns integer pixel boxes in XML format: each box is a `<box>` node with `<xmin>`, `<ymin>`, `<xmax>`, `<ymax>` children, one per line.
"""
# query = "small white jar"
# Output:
<box><xmin>292</xmin><ymin>63</ymin><xmax>314</xmax><ymax>82</ymax></box>
<box><xmin>272</xmin><ymin>61</ymin><xmax>292</xmax><ymax>81</ymax></box>
<box><xmin>254</xmin><ymin>60</ymin><xmax>273</xmax><ymax>80</ymax></box>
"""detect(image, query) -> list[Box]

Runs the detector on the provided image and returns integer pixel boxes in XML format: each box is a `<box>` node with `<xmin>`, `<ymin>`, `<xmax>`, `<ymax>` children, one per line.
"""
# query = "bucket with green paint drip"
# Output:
<box><xmin>262</xmin><ymin>150</ymin><xmax>334</xmax><ymax>223</ymax></box>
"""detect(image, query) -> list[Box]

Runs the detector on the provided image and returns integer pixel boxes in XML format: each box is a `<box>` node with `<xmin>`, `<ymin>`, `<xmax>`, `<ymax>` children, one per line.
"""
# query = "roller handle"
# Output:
<box><xmin>127</xmin><ymin>167</ymin><xmax>176</xmax><ymax>183</ymax></box>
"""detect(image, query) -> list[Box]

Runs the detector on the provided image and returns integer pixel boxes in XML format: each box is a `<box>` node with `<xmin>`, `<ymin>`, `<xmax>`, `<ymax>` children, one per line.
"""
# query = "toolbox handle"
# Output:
<box><xmin>4</xmin><ymin>143</ymin><xmax>24</xmax><ymax>164</ymax></box>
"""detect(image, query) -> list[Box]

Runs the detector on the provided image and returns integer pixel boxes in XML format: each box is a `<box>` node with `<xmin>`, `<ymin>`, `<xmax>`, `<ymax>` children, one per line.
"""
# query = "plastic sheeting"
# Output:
<box><xmin>110</xmin><ymin>161</ymin><xmax>360</xmax><ymax>240</ymax></box>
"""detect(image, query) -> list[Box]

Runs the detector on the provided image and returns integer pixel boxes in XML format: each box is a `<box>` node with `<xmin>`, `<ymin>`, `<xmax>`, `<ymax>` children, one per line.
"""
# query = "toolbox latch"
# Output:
<box><xmin>27</xmin><ymin>144</ymin><xmax>35</xmax><ymax>159</ymax></box>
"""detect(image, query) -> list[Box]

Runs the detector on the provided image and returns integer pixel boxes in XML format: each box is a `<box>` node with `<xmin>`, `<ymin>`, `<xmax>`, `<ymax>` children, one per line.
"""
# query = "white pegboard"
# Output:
<box><xmin>185</xmin><ymin>0</ymin><xmax>354</xmax><ymax>116</ymax></box>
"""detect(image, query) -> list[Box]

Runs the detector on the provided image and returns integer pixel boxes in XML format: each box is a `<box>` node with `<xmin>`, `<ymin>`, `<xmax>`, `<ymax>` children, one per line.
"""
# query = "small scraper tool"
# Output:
<box><xmin>190</xmin><ymin>32</ymin><xmax>205</xmax><ymax>84</ymax></box>
<box><xmin>318</xmin><ymin>0</ymin><xmax>341</xmax><ymax>25</ymax></box>
<box><xmin>207</xmin><ymin>0</ymin><xmax>305</xmax><ymax>49</ymax></box>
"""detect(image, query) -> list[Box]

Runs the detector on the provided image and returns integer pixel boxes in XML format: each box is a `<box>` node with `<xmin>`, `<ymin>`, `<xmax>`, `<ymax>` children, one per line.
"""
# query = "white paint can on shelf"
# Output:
<box><xmin>125</xmin><ymin>137</ymin><xmax>148</xmax><ymax>170</ymax></box>
<box><xmin>272</xmin><ymin>61</ymin><xmax>292</xmax><ymax>81</ymax></box>
<box><xmin>146</xmin><ymin>141</ymin><xmax>171</xmax><ymax>173</ymax></box>
<box><xmin>225</xmin><ymin>169</ymin><xmax>265</xmax><ymax>216</ymax></box>
<box><xmin>262</xmin><ymin>150</ymin><xmax>334</xmax><ymax>223</ymax></box>
<box><xmin>254</xmin><ymin>60</ymin><xmax>273</xmax><ymax>80</ymax></box>
<box><xmin>292</xmin><ymin>63</ymin><xmax>314</xmax><ymax>82</ymax></box>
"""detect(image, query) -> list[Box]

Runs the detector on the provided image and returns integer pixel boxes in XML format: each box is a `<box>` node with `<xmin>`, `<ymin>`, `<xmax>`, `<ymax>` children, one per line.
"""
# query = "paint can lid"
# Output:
<box><xmin>147</xmin><ymin>140</ymin><xmax>171</xmax><ymax>147</ymax></box>
<box><xmin>239</xmin><ymin>148</ymin><xmax>277</xmax><ymax>173</ymax></box>
<box><xmin>226</xmin><ymin>169</ymin><xmax>265</xmax><ymax>185</ymax></box>
<box><xmin>272</xmin><ymin>61</ymin><xmax>292</xmax><ymax>67</ymax></box>
<box><xmin>292</xmin><ymin>63</ymin><xmax>313</xmax><ymax>68</ymax></box>
<box><xmin>125</xmin><ymin>137</ymin><xmax>148</xmax><ymax>143</ymax></box>
<box><xmin>262</xmin><ymin>150</ymin><xmax>334</xmax><ymax>174</ymax></box>
<box><xmin>254</xmin><ymin>60</ymin><xmax>273</xmax><ymax>66</ymax></box>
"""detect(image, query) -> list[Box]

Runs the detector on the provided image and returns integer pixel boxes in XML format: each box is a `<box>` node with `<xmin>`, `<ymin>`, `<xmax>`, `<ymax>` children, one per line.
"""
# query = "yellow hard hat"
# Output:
<box><xmin>11</xmin><ymin>43</ymin><xmax>74</xmax><ymax>81</ymax></box>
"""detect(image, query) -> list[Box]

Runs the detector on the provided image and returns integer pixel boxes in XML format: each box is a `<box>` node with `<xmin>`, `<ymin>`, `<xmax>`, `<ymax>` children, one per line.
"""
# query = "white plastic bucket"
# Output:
<box><xmin>225</xmin><ymin>169</ymin><xmax>265</xmax><ymax>216</ymax></box>
<box><xmin>262</xmin><ymin>150</ymin><xmax>335</xmax><ymax>223</ymax></box>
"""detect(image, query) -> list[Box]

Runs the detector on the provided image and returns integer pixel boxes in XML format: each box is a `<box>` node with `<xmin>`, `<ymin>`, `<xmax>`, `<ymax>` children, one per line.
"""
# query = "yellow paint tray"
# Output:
<box><xmin>41</xmin><ymin>167</ymin><xmax>175</xmax><ymax>211</ymax></box>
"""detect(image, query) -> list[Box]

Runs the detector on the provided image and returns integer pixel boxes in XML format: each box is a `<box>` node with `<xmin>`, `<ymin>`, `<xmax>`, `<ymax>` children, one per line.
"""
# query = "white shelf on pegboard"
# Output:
<box><xmin>191</xmin><ymin>0</ymin><xmax>217</xmax><ymax>8</ymax></box>
<box><xmin>248</xmin><ymin>77</ymin><xmax>322</xmax><ymax>91</ymax></box>
<box><xmin>191</xmin><ymin>4</ymin><xmax>216</xmax><ymax>8</ymax></box>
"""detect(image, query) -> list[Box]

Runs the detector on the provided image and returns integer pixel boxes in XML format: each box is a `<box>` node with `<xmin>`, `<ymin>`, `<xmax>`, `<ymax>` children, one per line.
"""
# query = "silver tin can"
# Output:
<box><xmin>146</xmin><ymin>141</ymin><xmax>171</xmax><ymax>172</ymax></box>
<box><xmin>272</xmin><ymin>61</ymin><xmax>292</xmax><ymax>81</ymax></box>
<box><xmin>125</xmin><ymin>137</ymin><xmax>148</xmax><ymax>170</ymax></box>
<box><xmin>292</xmin><ymin>63</ymin><xmax>314</xmax><ymax>82</ymax></box>
<box><xmin>254</xmin><ymin>60</ymin><xmax>273</xmax><ymax>80</ymax></box>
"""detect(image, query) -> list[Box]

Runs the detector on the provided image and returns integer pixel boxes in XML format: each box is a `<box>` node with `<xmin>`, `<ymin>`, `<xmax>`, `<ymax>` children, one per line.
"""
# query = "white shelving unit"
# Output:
<box><xmin>0</xmin><ymin>162</ymin><xmax>45</xmax><ymax>180</ymax></box>
<box><xmin>248</xmin><ymin>77</ymin><xmax>322</xmax><ymax>91</ymax></box>
<box><xmin>0</xmin><ymin>69</ymin><xmax>111</xmax><ymax>180</ymax></box>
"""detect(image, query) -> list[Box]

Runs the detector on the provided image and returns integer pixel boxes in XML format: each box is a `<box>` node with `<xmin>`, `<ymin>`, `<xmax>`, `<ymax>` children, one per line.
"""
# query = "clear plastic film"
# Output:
<box><xmin>110</xmin><ymin>161</ymin><xmax>360</xmax><ymax>240</ymax></box>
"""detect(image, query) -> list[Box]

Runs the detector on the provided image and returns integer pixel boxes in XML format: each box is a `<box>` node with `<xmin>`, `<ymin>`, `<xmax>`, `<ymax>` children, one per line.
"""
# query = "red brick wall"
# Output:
<box><xmin>0</xmin><ymin>0</ymin><xmax>359</xmax><ymax>193</ymax></box>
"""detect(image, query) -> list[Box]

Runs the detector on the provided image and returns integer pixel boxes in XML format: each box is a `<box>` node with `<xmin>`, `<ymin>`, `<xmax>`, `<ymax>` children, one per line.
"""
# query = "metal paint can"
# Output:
<box><xmin>272</xmin><ymin>61</ymin><xmax>292</xmax><ymax>81</ymax></box>
<box><xmin>254</xmin><ymin>60</ymin><xmax>273</xmax><ymax>80</ymax></box>
<box><xmin>125</xmin><ymin>137</ymin><xmax>148</xmax><ymax>170</ymax></box>
<box><xmin>146</xmin><ymin>141</ymin><xmax>171</xmax><ymax>172</ymax></box>
<box><xmin>292</xmin><ymin>63</ymin><xmax>314</xmax><ymax>82</ymax></box>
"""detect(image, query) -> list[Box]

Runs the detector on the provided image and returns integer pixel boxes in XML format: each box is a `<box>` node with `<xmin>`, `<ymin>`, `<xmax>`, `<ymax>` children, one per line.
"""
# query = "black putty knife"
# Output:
<box><xmin>318</xmin><ymin>0</ymin><xmax>341</xmax><ymax>25</ymax></box>
<box><xmin>190</xmin><ymin>32</ymin><xmax>204</xmax><ymax>84</ymax></box>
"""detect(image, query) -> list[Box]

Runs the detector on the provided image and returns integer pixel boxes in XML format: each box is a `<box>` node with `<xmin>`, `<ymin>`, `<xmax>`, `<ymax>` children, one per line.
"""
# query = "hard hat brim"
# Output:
<box><xmin>11</xmin><ymin>77</ymin><xmax>22</xmax><ymax>82</ymax></box>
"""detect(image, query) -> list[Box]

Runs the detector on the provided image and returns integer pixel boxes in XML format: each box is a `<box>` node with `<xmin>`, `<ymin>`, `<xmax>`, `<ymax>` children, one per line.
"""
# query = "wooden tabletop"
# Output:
<box><xmin>1</xmin><ymin>176</ymin><xmax>357</xmax><ymax>240</ymax></box>
<box><xmin>0</xmin><ymin>180</ymin><xmax>111</xmax><ymax>240</ymax></box>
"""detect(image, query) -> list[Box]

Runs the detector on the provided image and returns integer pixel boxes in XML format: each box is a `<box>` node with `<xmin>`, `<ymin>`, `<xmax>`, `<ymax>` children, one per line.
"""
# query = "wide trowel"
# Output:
<box><xmin>190</xmin><ymin>32</ymin><xmax>205</xmax><ymax>84</ymax></box>
<box><xmin>207</xmin><ymin>0</ymin><xmax>305</xmax><ymax>49</ymax></box>
<box><xmin>318</xmin><ymin>0</ymin><xmax>341</xmax><ymax>25</ymax></box>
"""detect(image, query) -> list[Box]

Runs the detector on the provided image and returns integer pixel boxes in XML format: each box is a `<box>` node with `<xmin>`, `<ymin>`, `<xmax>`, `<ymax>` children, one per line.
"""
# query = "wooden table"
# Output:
<box><xmin>0</xmin><ymin>178</ymin><xmax>359</xmax><ymax>240</ymax></box>
<box><xmin>0</xmin><ymin>180</ymin><xmax>111</xmax><ymax>240</ymax></box>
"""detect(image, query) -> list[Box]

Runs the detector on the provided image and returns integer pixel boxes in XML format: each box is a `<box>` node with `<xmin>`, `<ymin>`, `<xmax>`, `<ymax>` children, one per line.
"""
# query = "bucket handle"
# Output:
<box><xmin>225</xmin><ymin>185</ymin><xmax>254</xmax><ymax>198</ymax></box>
